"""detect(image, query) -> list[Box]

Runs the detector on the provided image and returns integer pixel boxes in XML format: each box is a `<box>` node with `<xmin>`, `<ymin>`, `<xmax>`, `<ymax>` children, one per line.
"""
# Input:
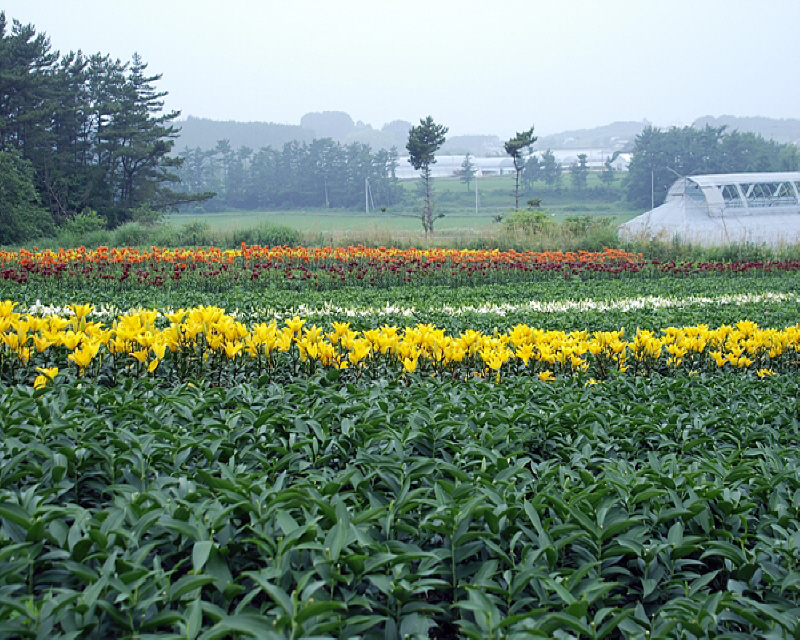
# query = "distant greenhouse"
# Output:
<box><xmin>394</xmin><ymin>155</ymin><xmax>518</xmax><ymax>180</ymax></box>
<box><xmin>618</xmin><ymin>172</ymin><xmax>800</xmax><ymax>247</ymax></box>
<box><xmin>395</xmin><ymin>150</ymin><xmax>630</xmax><ymax>180</ymax></box>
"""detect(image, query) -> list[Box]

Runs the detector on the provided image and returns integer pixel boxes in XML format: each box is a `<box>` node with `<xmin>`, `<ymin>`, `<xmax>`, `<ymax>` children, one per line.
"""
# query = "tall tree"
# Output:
<box><xmin>625</xmin><ymin>125</ymin><xmax>729</xmax><ymax>208</ymax></box>
<box><xmin>0</xmin><ymin>150</ymin><xmax>54</xmax><ymax>242</ymax></box>
<box><xmin>522</xmin><ymin>154</ymin><xmax>540</xmax><ymax>194</ymax></box>
<box><xmin>0</xmin><ymin>13</ymin><xmax>203</xmax><ymax>231</ymax></box>
<box><xmin>460</xmin><ymin>152</ymin><xmax>476</xmax><ymax>191</ymax></box>
<box><xmin>599</xmin><ymin>155</ymin><xmax>616</xmax><ymax>186</ymax></box>
<box><xmin>406</xmin><ymin>116</ymin><xmax>447</xmax><ymax>236</ymax></box>
<box><xmin>109</xmin><ymin>53</ymin><xmax>183</xmax><ymax>220</ymax></box>
<box><xmin>569</xmin><ymin>153</ymin><xmax>589</xmax><ymax>190</ymax></box>
<box><xmin>504</xmin><ymin>126</ymin><xmax>537</xmax><ymax>210</ymax></box>
<box><xmin>540</xmin><ymin>149</ymin><xmax>562</xmax><ymax>189</ymax></box>
<box><xmin>213</xmin><ymin>138</ymin><xmax>233</xmax><ymax>199</ymax></box>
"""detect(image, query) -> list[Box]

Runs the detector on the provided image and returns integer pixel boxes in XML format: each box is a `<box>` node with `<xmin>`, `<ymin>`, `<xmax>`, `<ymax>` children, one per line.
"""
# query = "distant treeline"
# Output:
<box><xmin>174</xmin><ymin>116</ymin><xmax>316</xmax><ymax>153</ymax></box>
<box><xmin>692</xmin><ymin>115</ymin><xmax>800</xmax><ymax>147</ymax></box>
<box><xmin>177</xmin><ymin>113</ymin><xmax>800</xmax><ymax>161</ymax></box>
<box><xmin>173</xmin><ymin>139</ymin><xmax>405</xmax><ymax>211</ymax></box>
<box><xmin>626</xmin><ymin>125</ymin><xmax>800</xmax><ymax>209</ymax></box>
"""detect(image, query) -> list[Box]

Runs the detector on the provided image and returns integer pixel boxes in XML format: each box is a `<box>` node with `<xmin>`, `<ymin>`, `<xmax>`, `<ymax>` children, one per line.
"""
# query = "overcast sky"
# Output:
<box><xmin>4</xmin><ymin>0</ymin><xmax>799</xmax><ymax>139</ymax></box>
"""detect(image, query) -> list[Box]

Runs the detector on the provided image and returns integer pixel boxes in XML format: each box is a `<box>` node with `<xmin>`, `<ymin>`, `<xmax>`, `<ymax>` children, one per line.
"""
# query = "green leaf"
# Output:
<box><xmin>169</xmin><ymin>574</ymin><xmax>216</xmax><ymax>601</ymax></box>
<box><xmin>198</xmin><ymin>613</ymin><xmax>282</xmax><ymax>640</ymax></box>
<box><xmin>246</xmin><ymin>573</ymin><xmax>293</xmax><ymax>616</ymax></box>
<box><xmin>689</xmin><ymin>570</ymin><xmax>719</xmax><ymax>596</ymax></box>
<box><xmin>0</xmin><ymin>504</ymin><xmax>30</xmax><ymax>528</ymax></box>
<box><xmin>537</xmin><ymin>612</ymin><xmax>595</xmax><ymax>637</ymax></box>
<box><xmin>275</xmin><ymin>510</ymin><xmax>299</xmax><ymax>535</ymax></box>
<box><xmin>295</xmin><ymin>600</ymin><xmax>347</xmax><ymax>624</ymax></box>
<box><xmin>399</xmin><ymin>613</ymin><xmax>434</xmax><ymax>638</ymax></box>
<box><xmin>192</xmin><ymin>540</ymin><xmax>214</xmax><ymax>572</ymax></box>
<box><xmin>186</xmin><ymin>599</ymin><xmax>203</xmax><ymax>639</ymax></box>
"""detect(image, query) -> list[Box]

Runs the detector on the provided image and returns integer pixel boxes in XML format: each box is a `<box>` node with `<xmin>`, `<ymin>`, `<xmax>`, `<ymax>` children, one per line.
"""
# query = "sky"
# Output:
<box><xmin>3</xmin><ymin>0</ymin><xmax>799</xmax><ymax>139</ymax></box>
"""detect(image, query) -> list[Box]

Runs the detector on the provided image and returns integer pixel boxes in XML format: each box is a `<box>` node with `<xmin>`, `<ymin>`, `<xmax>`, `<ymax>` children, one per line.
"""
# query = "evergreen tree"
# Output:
<box><xmin>522</xmin><ymin>154</ymin><xmax>541</xmax><ymax>194</ymax></box>
<box><xmin>460</xmin><ymin>152</ymin><xmax>476</xmax><ymax>191</ymax></box>
<box><xmin>0</xmin><ymin>13</ymin><xmax>207</xmax><ymax>235</ymax></box>
<box><xmin>406</xmin><ymin>116</ymin><xmax>447</xmax><ymax>236</ymax></box>
<box><xmin>599</xmin><ymin>156</ymin><xmax>615</xmax><ymax>186</ymax></box>
<box><xmin>569</xmin><ymin>153</ymin><xmax>589</xmax><ymax>190</ymax></box>
<box><xmin>0</xmin><ymin>150</ymin><xmax>54</xmax><ymax>242</ymax></box>
<box><xmin>540</xmin><ymin>149</ymin><xmax>562</xmax><ymax>189</ymax></box>
<box><xmin>504</xmin><ymin>126</ymin><xmax>537</xmax><ymax>210</ymax></box>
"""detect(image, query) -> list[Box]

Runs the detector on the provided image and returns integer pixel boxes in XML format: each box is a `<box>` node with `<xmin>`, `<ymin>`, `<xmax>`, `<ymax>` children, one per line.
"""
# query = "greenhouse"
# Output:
<box><xmin>619</xmin><ymin>171</ymin><xmax>800</xmax><ymax>246</ymax></box>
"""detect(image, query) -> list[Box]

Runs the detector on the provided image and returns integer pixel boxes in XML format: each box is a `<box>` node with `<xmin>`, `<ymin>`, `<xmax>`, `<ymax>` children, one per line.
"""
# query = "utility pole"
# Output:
<box><xmin>475</xmin><ymin>165</ymin><xmax>480</xmax><ymax>213</ymax></box>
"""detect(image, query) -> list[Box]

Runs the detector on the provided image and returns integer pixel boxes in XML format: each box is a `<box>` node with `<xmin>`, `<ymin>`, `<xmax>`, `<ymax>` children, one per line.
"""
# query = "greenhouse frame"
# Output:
<box><xmin>619</xmin><ymin>171</ymin><xmax>800</xmax><ymax>247</ymax></box>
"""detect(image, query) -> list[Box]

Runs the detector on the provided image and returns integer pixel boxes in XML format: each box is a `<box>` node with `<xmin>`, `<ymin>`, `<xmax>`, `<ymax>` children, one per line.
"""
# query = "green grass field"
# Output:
<box><xmin>166</xmin><ymin>174</ymin><xmax>640</xmax><ymax>243</ymax></box>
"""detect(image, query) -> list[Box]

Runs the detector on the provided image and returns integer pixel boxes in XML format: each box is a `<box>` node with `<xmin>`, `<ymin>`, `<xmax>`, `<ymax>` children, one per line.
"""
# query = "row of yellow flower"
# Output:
<box><xmin>0</xmin><ymin>302</ymin><xmax>798</xmax><ymax>387</ymax></box>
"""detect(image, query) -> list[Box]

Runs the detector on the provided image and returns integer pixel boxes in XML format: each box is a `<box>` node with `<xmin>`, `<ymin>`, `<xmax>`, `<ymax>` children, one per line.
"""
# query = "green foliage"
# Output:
<box><xmin>406</xmin><ymin>116</ymin><xmax>448</xmax><ymax>235</ymax></box>
<box><xmin>175</xmin><ymin>138</ymin><xmax>402</xmax><ymax>211</ymax></box>
<box><xmin>0</xmin><ymin>369</ymin><xmax>798</xmax><ymax>637</ymax></box>
<box><xmin>522</xmin><ymin>154</ymin><xmax>541</xmax><ymax>195</ymax></box>
<box><xmin>180</xmin><ymin>220</ymin><xmax>215</xmax><ymax>246</ymax></box>
<box><xmin>112</xmin><ymin>222</ymin><xmax>154</xmax><ymax>247</ymax></box>
<box><xmin>502</xmin><ymin>199</ymin><xmax>554</xmax><ymax>235</ymax></box>
<box><xmin>406</xmin><ymin>116</ymin><xmax>448</xmax><ymax>172</ymax></box>
<box><xmin>0</xmin><ymin>151</ymin><xmax>55</xmax><ymax>243</ymax></box>
<box><xmin>562</xmin><ymin>214</ymin><xmax>612</xmax><ymax>237</ymax></box>
<box><xmin>61</xmin><ymin>209</ymin><xmax>107</xmax><ymax>236</ymax></box>
<box><xmin>130</xmin><ymin>203</ymin><xmax>164</xmax><ymax>227</ymax></box>
<box><xmin>504</xmin><ymin>126</ymin><xmax>537</xmax><ymax>209</ymax></box>
<box><xmin>459</xmin><ymin>152</ymin><xmax>476</xmax><ymax>191</ymax></box>
<box><xmin>227</xmin><ymin>221</ymin><xmax>302</xmax><ymax>247</ymax></box>
<box><xmin>0</xmin><ymin>13</ymin><xmax>193</xmax><ymax>228</ymax></box>
<box><xmin>625</xmin><ymin>124</ymin><xmax>798</xmax><ymax>209</ymax></box>
<box><xmin>540</xmin><ymin>149</ymin><xmax>563</xmax><ymax>189</ymax></box>
<box><xmin>569</xmin><ymin>153</ymin><xmax>589</xmax><ymax>190</ymax></box>
<box><xmin>599</xmin><ymin>157</ymin><xmax>616</xmax><ymax>186</ymax></box>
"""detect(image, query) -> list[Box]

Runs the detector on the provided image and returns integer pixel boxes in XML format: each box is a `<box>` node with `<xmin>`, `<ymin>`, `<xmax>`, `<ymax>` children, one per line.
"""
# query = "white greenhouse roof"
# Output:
<box><xmin>619</xmin><ymin>171</ymin><xmax>800</xmax><ymax>247</ymax></box>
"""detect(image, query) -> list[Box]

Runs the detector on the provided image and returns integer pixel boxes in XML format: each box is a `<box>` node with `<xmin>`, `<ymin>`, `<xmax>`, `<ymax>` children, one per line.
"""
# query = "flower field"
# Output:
<box><xmin>0</xmin><ymin>244</ymin><xmax>799</xmax><ymax>638</ymax></box>
<box><xmin>3</xmin><ymin>244</ymin><xmax>799</xmax><ymax>290</ymax></box>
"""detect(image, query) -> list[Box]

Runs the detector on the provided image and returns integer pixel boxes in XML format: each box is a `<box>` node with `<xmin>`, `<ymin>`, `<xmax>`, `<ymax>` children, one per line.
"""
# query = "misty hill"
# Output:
<box><xmin>691</xmin><ymin>115</ymin><xmax>800</xmax><ymax>146</ymax></box>
<box><xmin>533</xmin><ymin>121</ymin><xmax>650</xmax><ymax>152</ymax></box>
<box><xmin>174</xmin><ymin>116</ymin><xmax>315</xmax><ymax>152</ymax></box>
<box><xmin>174</xmin><ymin>113</ymin><xmax>800</xmax><ymax>155</ymax></box>
<box><xmin>440</xmin><ymin>135</ymin><xmax>503</xmax><ymax>156</ymax></box>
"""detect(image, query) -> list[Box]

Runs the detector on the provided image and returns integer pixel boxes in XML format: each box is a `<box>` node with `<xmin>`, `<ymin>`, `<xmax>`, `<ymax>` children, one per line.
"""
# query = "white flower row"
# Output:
<box><xmin>245</xmin><ymin>292</ymin><xmax>796</xmax><ymax>319</ymax></box>
<box><xmin>22</xmin><ymin>292</ymin><xmax>797</xmax><ymax>322</ymax></box>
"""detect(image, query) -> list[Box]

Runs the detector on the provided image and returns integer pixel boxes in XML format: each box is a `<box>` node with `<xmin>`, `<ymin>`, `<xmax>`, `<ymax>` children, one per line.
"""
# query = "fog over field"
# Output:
<box><xmin>3</xmin><ymin>0</ymin><xmax>799</xmax><ymax>139</ymax></box>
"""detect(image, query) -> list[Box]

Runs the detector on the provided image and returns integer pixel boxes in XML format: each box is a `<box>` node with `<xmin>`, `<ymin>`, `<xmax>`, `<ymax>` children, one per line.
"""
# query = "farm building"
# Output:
<box><xmin>618</xmin><ymin>172</ymin><xmax>800</xmax><ymax>247</ymax></box>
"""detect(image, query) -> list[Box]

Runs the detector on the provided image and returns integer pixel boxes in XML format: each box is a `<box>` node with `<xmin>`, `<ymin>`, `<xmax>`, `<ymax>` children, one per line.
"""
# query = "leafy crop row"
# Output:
<box><xmin>0</xmin><ymin>374</ymin><xmax>798</xmax><ymax>638</ymax></box>
<box><xmin>1</xmin><ymin>243</ymin><xmax>798</xmax><ymax>637</ymax></box>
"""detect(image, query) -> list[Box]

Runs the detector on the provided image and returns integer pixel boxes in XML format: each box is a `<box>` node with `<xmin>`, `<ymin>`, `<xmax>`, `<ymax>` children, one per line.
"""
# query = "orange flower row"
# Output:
<box><xmin>3</xmin><ymin>244</ymin><xmax>641</xmax><ymax>268</ymax></box>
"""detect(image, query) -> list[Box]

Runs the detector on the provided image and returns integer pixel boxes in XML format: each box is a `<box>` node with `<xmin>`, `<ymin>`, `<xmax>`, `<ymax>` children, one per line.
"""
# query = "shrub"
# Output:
<box><xmin>228</xmin><ymin>221</ymin><xmax>301</xmax><ymax>247</ymax></box>
<box><xmin>502</xmin><ymin>199</ymin><xmax>555</xmax><ymax>236</ymax></box>
<box><xmin>0</xmin><ymin>151</ymin><xmax>56</xmax><ymax>244</ymax></box>
<box><xmin>180</xmin><ymin>220</ymin><xmax>214</xmax><ymax>246</ymax></box>
<box><xmin>61</xmin><ymin>209</ymin><xmax>107</xmax><ymax>236</ymax></box>
<box><xmin>130</xmin><ymin>203</ymin><xmax>164</xmax><ymax>227</ymax></box>
<box><xmin>112</xmin><ymin>222</ymin><xmax>152</xmax><ymax>247</ymax></box>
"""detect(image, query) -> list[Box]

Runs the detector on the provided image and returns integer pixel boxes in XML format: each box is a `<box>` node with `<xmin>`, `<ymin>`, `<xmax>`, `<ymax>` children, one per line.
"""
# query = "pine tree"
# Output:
<box><xmin>504</xmin><ymin>127</ymin><xmax>537</xmax><ymax>210</ymax></box>
<box><xmin>406</xmin><ymin>116</ymin><xmax>447</xmax><ymax>236</ymax></box>
<box><xmin>460</xmin><ymin>152</ymin><xmax>476</xmax><ymax>191</ymax></box>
